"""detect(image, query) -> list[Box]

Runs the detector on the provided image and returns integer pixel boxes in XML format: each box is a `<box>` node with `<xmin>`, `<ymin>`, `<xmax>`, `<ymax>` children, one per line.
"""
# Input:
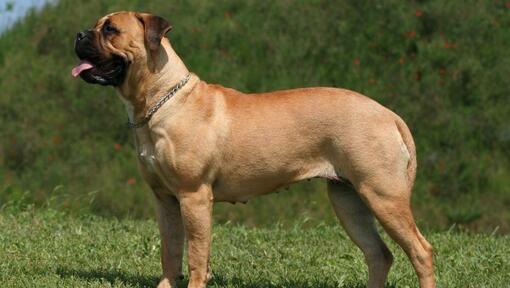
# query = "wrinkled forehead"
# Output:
<box><xmin>94</xmin><ymin>11</ymin><xmax>140</xmax><ymax>30</ymax></box>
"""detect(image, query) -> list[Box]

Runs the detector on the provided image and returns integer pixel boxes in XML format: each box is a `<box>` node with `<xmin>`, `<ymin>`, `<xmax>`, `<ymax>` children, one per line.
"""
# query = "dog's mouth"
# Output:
<box><xmin>71</xmin><ymin>56</ymin><xmax>128</xmax><ymax>86</ymax></box>
<box><xmin>72</xmin><ymin>30</ymin><xmax>128</xmax><ymax>86</ymax></box>
<box><xmin>72</xmin><ymin>60</ymin><xmax>94</xmax><ymax>77</ymax></box>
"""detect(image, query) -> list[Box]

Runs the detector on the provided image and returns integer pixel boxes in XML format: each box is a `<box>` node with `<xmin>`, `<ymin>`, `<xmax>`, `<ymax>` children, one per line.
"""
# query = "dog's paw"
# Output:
<box><xmin>157</xmin><ymin>277</ymin><xmax>176</xmax><ymax>288</ymax></box>
<box><xmin>206</xmin><ymin>265</ymin><xmax>213</xmax><ymax>282</ymax></box>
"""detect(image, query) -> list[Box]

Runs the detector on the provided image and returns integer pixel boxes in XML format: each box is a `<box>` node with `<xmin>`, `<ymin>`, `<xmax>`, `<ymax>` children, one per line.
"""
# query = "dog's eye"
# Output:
<box><xmin>102</xmin><ymin>23</ymin><xmax>118</xmax><ymax>34</ymax></box>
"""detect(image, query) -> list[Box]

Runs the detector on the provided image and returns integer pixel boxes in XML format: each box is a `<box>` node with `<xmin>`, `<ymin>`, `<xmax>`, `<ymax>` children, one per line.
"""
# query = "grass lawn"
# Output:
<box><xmin>0</xmin><ymin>208</ymin><xmax>508</xmax><ymax>287</ymax></box>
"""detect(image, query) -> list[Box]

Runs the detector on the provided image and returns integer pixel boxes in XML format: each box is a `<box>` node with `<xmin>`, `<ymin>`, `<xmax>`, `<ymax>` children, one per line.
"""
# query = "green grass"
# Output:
<box><xmin>1</xmin><ymin>0</ymin><xmax>510</xmax><ymax>232</ymax></box>
<box><xmin>1</xmin><ymin>208</ymin><xmax>508</xmax><ymax>287</ymax></box>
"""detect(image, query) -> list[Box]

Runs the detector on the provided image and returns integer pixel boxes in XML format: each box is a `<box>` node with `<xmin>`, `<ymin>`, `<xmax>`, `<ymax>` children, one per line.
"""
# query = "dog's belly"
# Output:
<box><xmin>212</xmin><ymin>160</ymin><xmax>342</xmax><ymax>203</ymax></box>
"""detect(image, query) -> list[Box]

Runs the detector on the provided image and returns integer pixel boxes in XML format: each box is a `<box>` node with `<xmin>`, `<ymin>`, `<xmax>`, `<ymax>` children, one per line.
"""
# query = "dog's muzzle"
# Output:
<box><xmin>72</xmin><ymin>29</ymin><xmax>128</xmax><ymax>86</ymax></box>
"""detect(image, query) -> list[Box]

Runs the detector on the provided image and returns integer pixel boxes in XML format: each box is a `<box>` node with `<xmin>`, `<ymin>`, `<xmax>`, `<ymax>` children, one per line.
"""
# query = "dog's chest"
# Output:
<box><xmin>135</xmin><ymin>138</ymin><xmax>182</xmax><ymax>193</ymax></box>
<box><xmin>133</xmin><ymin>128</ymin><xmax>195</xmax><ymax>192</ymax></box>
<box><xmin>137</xmin><ymin>144</ymin><xmax>158</xmax><ymax>172</ymax></box>
<box><xmin>133</xmin><ymin>128</ymin><xmax>170</xmax><ymax>180</ymax></box>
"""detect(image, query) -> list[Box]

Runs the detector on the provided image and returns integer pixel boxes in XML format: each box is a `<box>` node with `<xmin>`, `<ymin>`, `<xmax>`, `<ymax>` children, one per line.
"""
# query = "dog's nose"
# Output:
<box><xmin>76</xmin><ymin>31</ymin><xmax>86</xmax><ymax>41</ymax></box>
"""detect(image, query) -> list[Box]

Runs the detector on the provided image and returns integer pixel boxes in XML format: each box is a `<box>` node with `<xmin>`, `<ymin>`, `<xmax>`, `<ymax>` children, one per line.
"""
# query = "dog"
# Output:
<box><xmin>72</xmin><ymin>11</ymin><xmax>435</xmax><ymax>288</ymax></box>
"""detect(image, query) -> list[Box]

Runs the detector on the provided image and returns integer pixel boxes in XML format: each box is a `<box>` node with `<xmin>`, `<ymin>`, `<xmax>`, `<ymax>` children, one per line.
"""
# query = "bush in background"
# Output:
<box><xmin>1</xmin><ymin>0</ymin><xmax>509</xmax><ymax>232</ymax></box>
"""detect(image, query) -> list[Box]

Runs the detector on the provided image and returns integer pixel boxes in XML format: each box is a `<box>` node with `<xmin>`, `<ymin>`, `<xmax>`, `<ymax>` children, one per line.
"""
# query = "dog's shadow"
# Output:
<box><xmin>56</xmin><ymin>267</ymin><xmax>395</xmax><ymax>287</ymax></box>
<box><xmin>56</xmin><ymin>267</ymin><xmax>158</xmax><ymax>287</ymax></box>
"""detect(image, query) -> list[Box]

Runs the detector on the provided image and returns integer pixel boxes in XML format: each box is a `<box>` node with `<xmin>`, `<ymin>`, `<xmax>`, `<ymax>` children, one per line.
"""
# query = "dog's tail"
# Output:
<box><xmin>395</xmin><ymin>116</ymin><xmax>417</xmax><ymax>187</ymax></box>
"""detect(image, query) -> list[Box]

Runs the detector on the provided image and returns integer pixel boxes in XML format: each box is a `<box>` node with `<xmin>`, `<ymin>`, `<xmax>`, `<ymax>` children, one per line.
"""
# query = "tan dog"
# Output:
<box><xmin>72</xmin><ymin>11</ymin><xmax>435</xmax><ymax>288</ymax></box>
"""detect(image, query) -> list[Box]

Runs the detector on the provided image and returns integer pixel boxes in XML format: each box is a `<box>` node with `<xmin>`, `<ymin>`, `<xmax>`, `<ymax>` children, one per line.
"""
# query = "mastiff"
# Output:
<box><xmin>72</xmin><ymin>11</ymin><xmax>435</xmax><ymax>288</ymax></box>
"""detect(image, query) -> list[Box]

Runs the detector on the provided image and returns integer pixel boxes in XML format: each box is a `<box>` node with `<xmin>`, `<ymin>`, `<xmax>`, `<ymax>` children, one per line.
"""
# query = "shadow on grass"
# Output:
<box><xmin>209</xmin><ymin>274</ymin><xmax>369</xmax><ymax>288</ymax></box>
<box><xmin>56</xmin><ymin>267</ymin><xmax>159</xmax><ymax>288</ymax></box>
<box><xmin>56</xmin><ymin>267</ymin><xmax>397</xmax><ymax>288</ymax></box>
<box><xmin>210</xmin><ymin>274</ymin><xmax>400</xmax><ymax>288</ymax></box>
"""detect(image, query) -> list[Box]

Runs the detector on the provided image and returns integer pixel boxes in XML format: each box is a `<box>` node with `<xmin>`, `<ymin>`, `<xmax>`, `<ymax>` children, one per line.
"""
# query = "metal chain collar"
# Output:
<box><xmin>127</xmin><ymin>73</ymin><xmax>191</xmax><ymax>129</ymax></box>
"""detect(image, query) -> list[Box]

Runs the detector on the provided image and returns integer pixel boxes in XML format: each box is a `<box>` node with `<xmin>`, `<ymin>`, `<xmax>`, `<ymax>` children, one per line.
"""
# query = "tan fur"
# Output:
<box><xmin>87</xmin><ymin>12</ymin><xmax>435</xmax><ymax>288</ymax></box>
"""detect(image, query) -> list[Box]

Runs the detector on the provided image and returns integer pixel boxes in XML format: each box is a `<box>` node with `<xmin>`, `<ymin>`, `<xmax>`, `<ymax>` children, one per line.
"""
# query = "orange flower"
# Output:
<box><xmin>127</xmin><ymin>178</ymin><xmax>137</xmax><ymax>185</ymax></box>
<box><xmin>506</xmin><ymin>2</ymin><xmax>510</xmax><ymax>9</ymax></box>
<box><xmin>399</xmin><ymin>57</ymin><xmax>405</xmax><ymax>64</ymax></box>
<box><xmin>405</xmin><ymin>31</ymin><xmax>417</xmax><ymax>38</ymax></box>
<box><xmin>415</xmin><ymin>10</ymin><xmax>423</xmax><ymax>17</ymax></box>
<box><xmin>444</xmin><ymin>41</ymin><xmax>458</xmax><ymax>49</ymax></box>
<box><xmin>52</xmin><ymin>135</ymin><xmax>62</xmax><ymax>145</ymax></box>
<box><xmin>353</xmin><ymin>58</ymin><xmax>360</xmax><ymax>66</ymax></box>
<box><xmin>114</xmin><ymin>143</ymin><xmax>122</xmax><ymax>151</ymax></box>
<box><xmin>415</xmin><ymin>70</ymin><xmax>422</xmax><ymax>81</ymax></box>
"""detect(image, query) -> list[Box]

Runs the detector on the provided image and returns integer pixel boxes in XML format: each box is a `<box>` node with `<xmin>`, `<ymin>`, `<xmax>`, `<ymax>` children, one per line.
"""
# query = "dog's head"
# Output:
<box><xmin>72</xmin><ymin>11</ymin><xmax>172</xmax><ymax>86</ymax></box>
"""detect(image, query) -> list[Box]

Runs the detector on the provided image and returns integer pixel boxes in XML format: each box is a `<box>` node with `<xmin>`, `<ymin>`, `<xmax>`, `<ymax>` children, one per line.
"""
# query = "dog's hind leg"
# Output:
<box><xmin>356</xmin><ymin>180</ymin><xmax>435</xmax><ymax>288</ymax></box>
<box><xmin>328</xmin><ymin>181</ymin><xmax>393</xmax><ymax>288</ymax></box>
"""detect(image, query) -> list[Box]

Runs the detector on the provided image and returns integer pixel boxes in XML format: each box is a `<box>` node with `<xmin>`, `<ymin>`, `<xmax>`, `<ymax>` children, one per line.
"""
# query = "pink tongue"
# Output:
<box><xmin>71</xmin><ymin>60</ymin><xmax>94</xmax><ymax>77</ymax></box>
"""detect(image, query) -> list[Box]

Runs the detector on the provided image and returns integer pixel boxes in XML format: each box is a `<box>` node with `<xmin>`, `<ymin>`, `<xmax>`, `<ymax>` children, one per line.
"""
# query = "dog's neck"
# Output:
<box><xmin>116</xmin><ymin>38</ymin><xmax>189</xmax><ymax>123</ymax></box>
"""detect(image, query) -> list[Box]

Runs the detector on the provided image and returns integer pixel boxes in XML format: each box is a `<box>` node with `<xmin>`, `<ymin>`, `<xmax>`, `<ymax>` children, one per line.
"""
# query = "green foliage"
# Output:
<box><xmin>1</xmin><ymin>0</ymin><xmax>509</xmax><ymax>231</ymax></box>
<box><xmin>0</xmin><ymin>209</ymin><xmax>509</xmax><ymax>287</ymax></box>
<box><xmin>3</xmin><ymin>1</ymin><xmax>14</xmax><ymax>12</ymax></box>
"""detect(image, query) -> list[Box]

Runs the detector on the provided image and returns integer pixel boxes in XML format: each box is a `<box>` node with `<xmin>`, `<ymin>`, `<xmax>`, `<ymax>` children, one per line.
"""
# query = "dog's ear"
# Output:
<box><xmin>136</xmin><ymin>13</ymin><xmax>172</xmax><ymax>55</ymax></box>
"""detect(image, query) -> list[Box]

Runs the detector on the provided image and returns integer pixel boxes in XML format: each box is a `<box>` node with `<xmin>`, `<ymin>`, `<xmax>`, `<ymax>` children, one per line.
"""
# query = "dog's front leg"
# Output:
<box><xmin>154</xmin><ymin>193</ymin><xmax>185</xmax><ymax>288</ymax></box>
<box><xmin>179</xmin><ymin>185</ymin><xmax>213</xmax><ymax>288</ymax></box>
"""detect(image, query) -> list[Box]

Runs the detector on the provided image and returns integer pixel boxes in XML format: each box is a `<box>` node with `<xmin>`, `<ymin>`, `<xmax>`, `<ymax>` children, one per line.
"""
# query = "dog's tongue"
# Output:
<box><xmin>71</xmin><ymin>60</ymin><xmax>94</xmax><ymax>77</ymax></box>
